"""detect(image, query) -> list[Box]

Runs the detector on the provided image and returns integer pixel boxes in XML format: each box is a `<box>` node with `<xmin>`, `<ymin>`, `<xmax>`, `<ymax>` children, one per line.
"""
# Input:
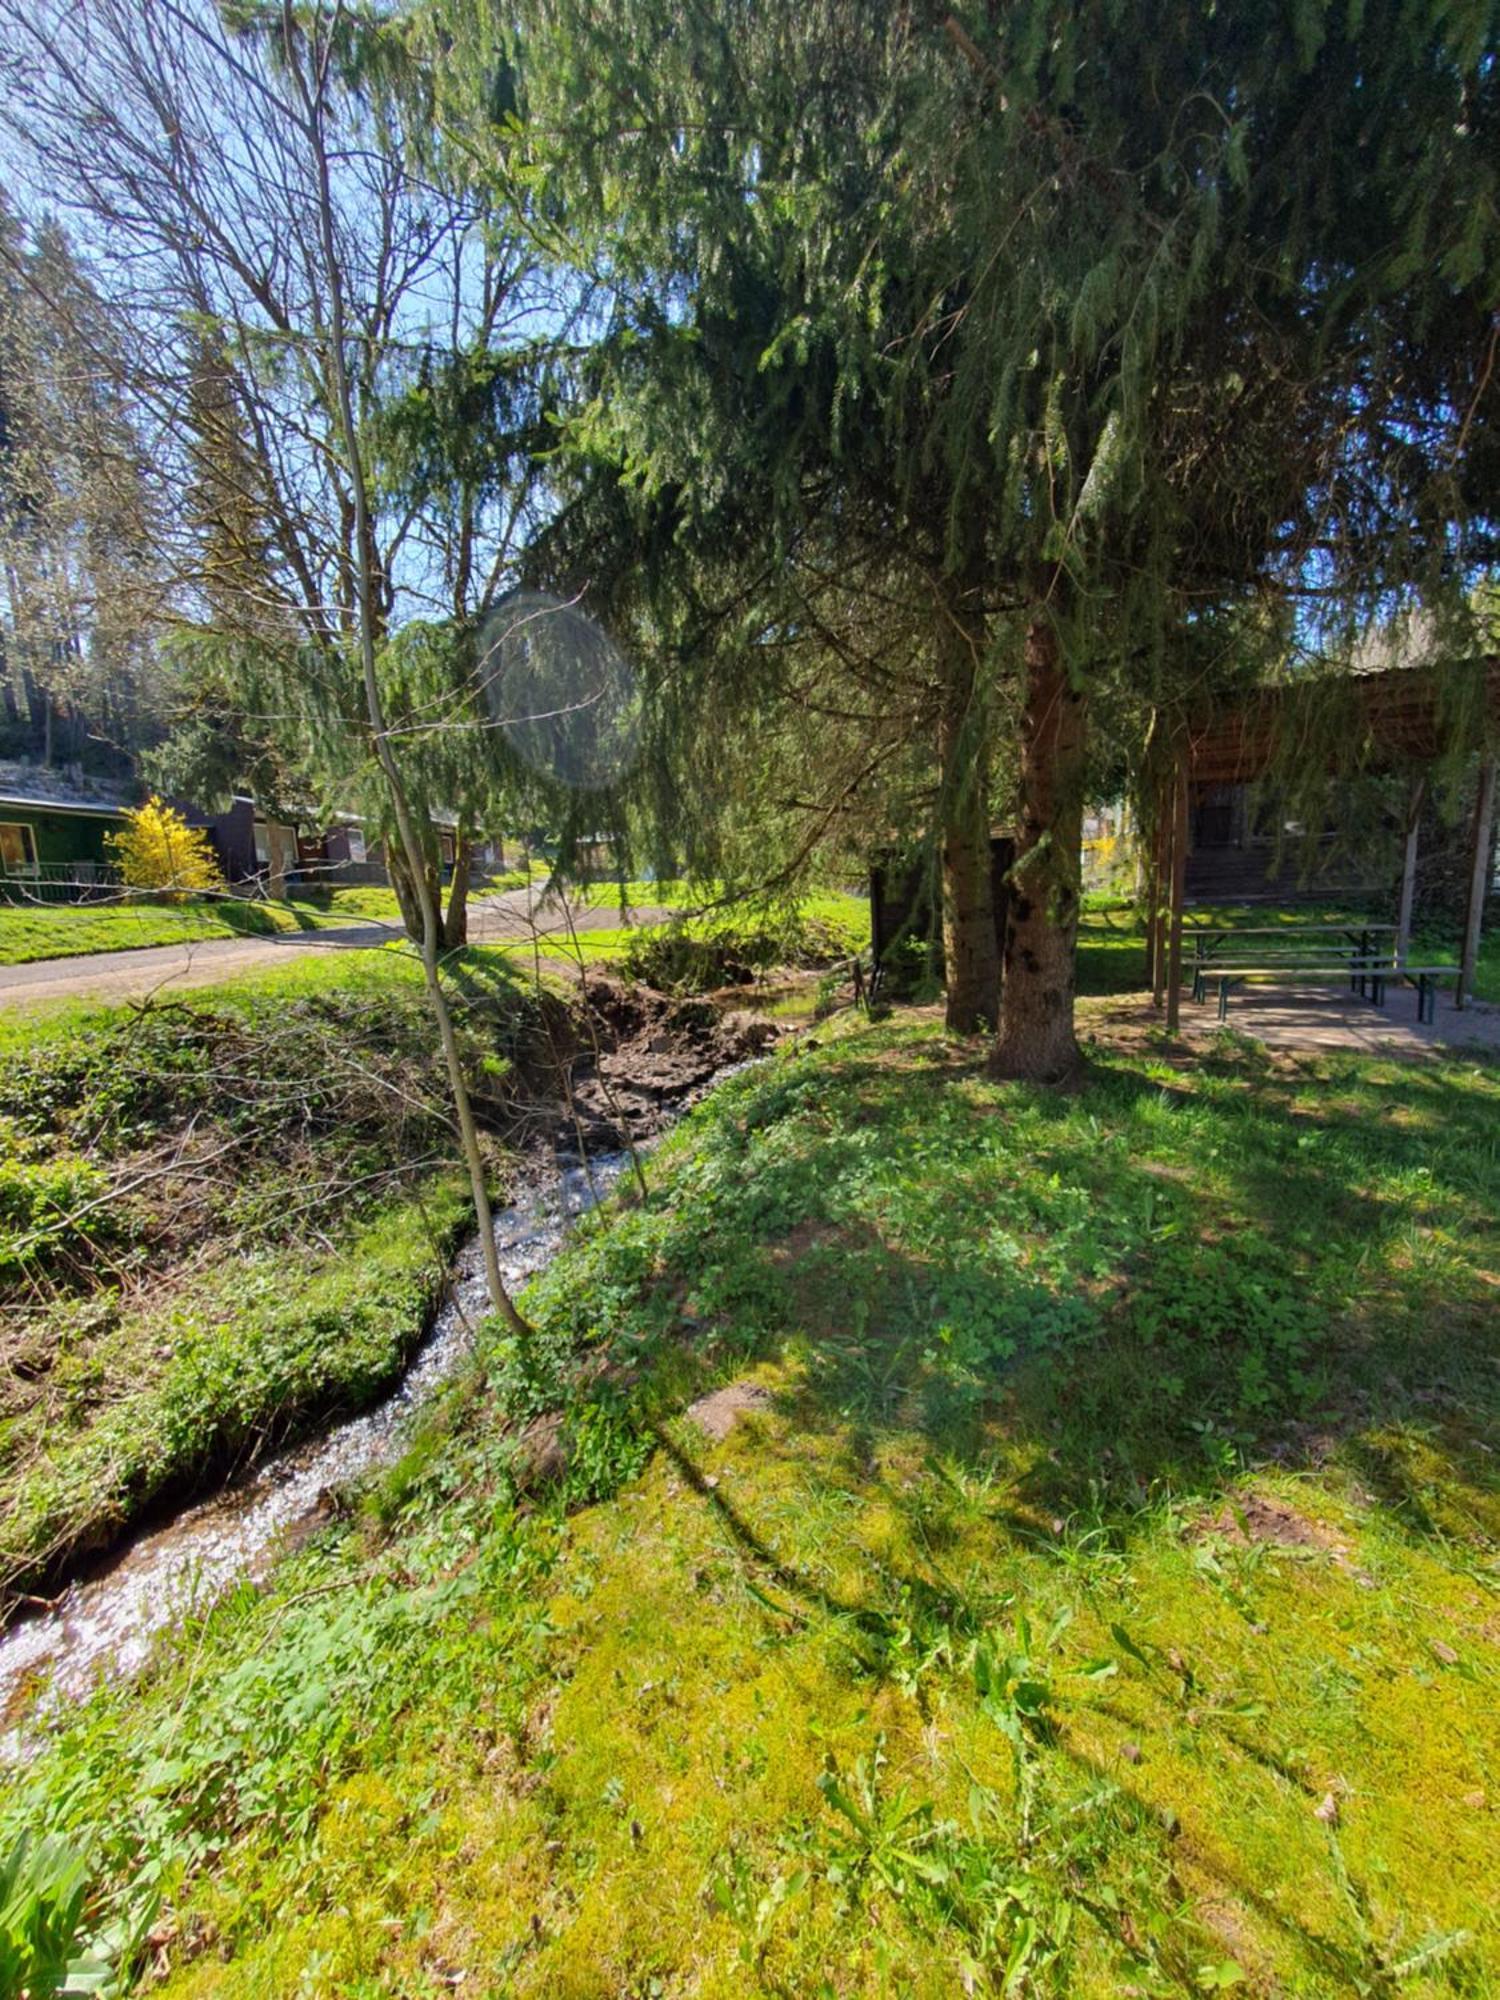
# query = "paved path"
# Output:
<box><xmin>0</xmin><ymin>890</ymin><xmax>670</xmax><ymax>1010</ymax></box>
<box><xmin>1178</xmin><ymin>980</ymin><xmax>1500</xmax><ymax>1056</ymax></box>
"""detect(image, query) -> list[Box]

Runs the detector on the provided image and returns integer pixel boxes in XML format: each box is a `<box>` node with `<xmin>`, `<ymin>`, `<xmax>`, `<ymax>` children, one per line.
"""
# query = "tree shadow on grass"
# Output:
<box><xmin>639</xmin><ymin>1031</ymin><xmax>1500</xmax><ymax>1551</ymax></box>
<box><xmin>585</xmin><ymin>1029</ymin><xmax>1500</xmax><ymax>1995</ymax></box>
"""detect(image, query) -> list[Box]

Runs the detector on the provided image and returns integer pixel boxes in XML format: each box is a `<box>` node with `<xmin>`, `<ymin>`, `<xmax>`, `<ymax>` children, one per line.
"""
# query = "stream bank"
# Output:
<box><xmin>0</xmin><ymin>960</ymin><xmax>787</xmax><ymax>1690</ymax></box>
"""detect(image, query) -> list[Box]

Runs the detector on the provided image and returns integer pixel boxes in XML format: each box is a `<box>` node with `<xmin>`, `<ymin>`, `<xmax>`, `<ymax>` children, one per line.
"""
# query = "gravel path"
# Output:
<box><xmin>0</xmin><ymin>890</ymin><xmax>671</xmax><ymax>1009</ymax></box>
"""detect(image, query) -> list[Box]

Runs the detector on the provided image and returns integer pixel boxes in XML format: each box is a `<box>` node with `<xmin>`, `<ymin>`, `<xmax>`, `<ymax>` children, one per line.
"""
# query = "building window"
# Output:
<box><xmin>0</xmin><ymin>822</ymin><xmax>39</xmax><ymax>874</ymax></box>
<box><xmin>347</xmin><ymin>826</ymin><xmax>367</xmax><ymax>864</ymax></box>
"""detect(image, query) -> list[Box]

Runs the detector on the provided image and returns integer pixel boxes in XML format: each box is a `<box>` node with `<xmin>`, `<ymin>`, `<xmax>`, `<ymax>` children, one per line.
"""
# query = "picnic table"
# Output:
<box><xmin>1185</xmin><ymin>925</ymin><xmax>1450</xmax><ymax>1025</ymax></box>
<box><xmin>1189</xmin><ymin>924</ymin><xmax>1397</xmax><ymax>1002</ymax></box>
<box><xmin>1189</xmin><ymin>922</ymin><xmax>1397</xmax><ymax>963</ymax></box>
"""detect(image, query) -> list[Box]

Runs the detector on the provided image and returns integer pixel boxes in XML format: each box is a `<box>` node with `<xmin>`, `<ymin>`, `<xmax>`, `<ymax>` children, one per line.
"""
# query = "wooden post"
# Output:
<box><xmin>1150</xmin><ymin>780</ymin><xmax>1170</xmax><ymax>1009</ymax></box>
<box><xmin>1458</xmin><ymin>754</ymin><xmax>1496</xmax><ymax>1010</ymax></box>
<box><xmin>1165</xmin><ymin>761</ymin><xmax>1189</xmax><ymax>1032</ymax></box>
<box><xmin>1396</xmin><ymin>775</ymin><xmax>1424</xmax><ymax>967</ymax></box>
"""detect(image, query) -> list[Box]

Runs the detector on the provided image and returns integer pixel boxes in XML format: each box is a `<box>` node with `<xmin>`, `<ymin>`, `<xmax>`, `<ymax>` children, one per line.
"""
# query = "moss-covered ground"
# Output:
<box><xmin>5</xmin><ymin>1000</ymin><xmax>1496</xmax><ymax>1996</ymax></box>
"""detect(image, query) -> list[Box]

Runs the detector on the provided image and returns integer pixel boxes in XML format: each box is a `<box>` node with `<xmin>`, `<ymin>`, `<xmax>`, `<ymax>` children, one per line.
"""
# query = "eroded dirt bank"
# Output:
<box><xmin>0</xmin><ymin>969</ymin><xmax>790</xmax><ymax>1621</ymax></box>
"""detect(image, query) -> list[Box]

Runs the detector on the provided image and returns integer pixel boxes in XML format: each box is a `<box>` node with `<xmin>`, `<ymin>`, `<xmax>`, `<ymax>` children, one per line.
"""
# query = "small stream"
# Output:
<box><xmin>0</xmin><ymin>1147</ymin><xmax>632</xmax><ymax>1734</ymax></box>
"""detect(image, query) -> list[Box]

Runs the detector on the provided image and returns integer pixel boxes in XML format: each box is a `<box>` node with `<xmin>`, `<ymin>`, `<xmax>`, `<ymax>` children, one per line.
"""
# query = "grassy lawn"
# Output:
<box><xmin>0</xmin><ymin>949</ymin><xmax>553</xmax><ymax>1593</ymax></box>
<box><xmin>577</xmin><ymin>877</ymin><xmax>869</xmax><ymax>933</ymax></box>
<box><xmin>1409</xmin><ymin>925</ymin><xmax>1500</xmax><ymax>1005</ymax></box>
<box><xmin>7</xmin><ymin>1008</ymin><xmax>1496</xmax><ymax>1994</ymax></box>
<box><xmin>0</xmin><ymin>937</ymin><xmax>569</xmax><ymax>1058</ymax></box>
<box><xmin>0</xmin><ymin>895</ymin><xmax>332</xmax><ymax>965</ymax></box>
<box><xmin>288</xmin><ymin>884</ymin><xmax>409</xmax><ymax>924</ymax></box>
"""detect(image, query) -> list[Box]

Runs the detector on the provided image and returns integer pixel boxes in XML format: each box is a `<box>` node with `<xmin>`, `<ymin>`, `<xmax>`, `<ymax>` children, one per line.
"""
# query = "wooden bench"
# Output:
<box><xmin>1200</xmin><ymin>961</ymin><xmax>1451</xmax><ymax>1025</ymax></box>
<box><xmin>1191</xmin><ymin>946</ymin><xmax>1389</xmax><ymax>1007</ymax></box>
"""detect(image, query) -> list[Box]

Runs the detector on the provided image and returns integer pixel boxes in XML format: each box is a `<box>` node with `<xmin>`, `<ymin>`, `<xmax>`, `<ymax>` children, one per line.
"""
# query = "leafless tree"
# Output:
<box><xmin>0</xmin><ymin>0</ymin><xmax>569</xmax><ymax>1330</ymax></box>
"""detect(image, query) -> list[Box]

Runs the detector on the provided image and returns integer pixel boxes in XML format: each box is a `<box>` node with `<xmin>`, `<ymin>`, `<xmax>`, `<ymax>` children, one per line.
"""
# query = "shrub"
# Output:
<box><xmin>106</xmin><ymin>797</ymin><xmax>225</xmax><ymax>900</ymax></box>
<box><xmin>0</xmin><ymin>1152</ymin><xmax>114</xmax><ymax>1285</ymax></box>
<box><xmin>624</xmin><ymin>911</ymin><xmax>852</xmax><ymax>993</ymax></box>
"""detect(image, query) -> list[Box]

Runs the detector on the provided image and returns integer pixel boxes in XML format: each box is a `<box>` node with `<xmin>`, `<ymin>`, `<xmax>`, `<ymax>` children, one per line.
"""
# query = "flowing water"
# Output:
<box><xmin>0</xmin><ymin>1148</ymin><xmax>632</xmax><ymax>1735</ymax></box>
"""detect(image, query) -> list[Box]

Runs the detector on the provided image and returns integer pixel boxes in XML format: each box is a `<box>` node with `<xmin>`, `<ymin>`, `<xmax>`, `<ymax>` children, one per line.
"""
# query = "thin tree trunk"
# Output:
<box><xmin>990</xmin><ymin>613</ymin><xmax>1086</xmax><ymax>1083</ymax></box>
<box><xmin>387</xmin><ymin>846</ymin><xmax>422</xmax><ymax>939</ymax></box>
<box><xmin>1149</xmin><ymin>787</ymin><xmax>1169</xmax><ymax>1009</ymax></box>
<box><xmin>1142</xmin><ymin>811</ymin><xmax>1160</xmax><ymax>995</ymax></box>
<box><xmin>1396</xmin><ymin>775</ymin><xmax>1424</xmax><ymax>965</ymax></box>
<box><xmin>1458</xmin><ymin>754</ymin><xmax>1496</xmax><ymax>1009</ymax></box>
<box><xmin>1164</xmin><ymin>761</ymin><xmax>1189</xmax><ymax>1033</ymax></box>
<box><xmin>936</xmin><ymin>570</ymin><xmax>999</xmax><ymax>1032</ymax></box>
<box><xmin>295</xmin><ymin>18</ymin><xmax>528</xmax><ymax>1338</ymax></box>
<box><xmin>443</xmin><ymin>828</ymin><xmax>471</xmax><ymax>953</ymax></box>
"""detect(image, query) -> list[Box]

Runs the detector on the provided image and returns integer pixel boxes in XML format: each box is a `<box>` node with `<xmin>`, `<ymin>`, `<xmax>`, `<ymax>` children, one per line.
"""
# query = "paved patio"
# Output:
<box><xmin>1178</xmin><ymin>980</ymin><xmax>1500</xmax><ymax>1056</ymax></box>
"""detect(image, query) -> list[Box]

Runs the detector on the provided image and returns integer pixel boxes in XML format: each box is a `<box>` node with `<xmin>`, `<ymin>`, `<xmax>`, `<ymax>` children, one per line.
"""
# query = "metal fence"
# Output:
<box><xmin>0</xmin><ymin>861</ymin><xmax>124</xmax><ymax>906</ymax></box>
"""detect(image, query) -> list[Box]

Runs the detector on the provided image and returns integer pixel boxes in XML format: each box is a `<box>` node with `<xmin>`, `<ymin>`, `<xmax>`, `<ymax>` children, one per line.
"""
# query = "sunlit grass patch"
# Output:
<box><xmin>0</xmin><ymin>894</ymin><xmax>330</xmax><ymax>965</ymax></box>
<box><xmin>3</xmin><ymin>1015</ymin><xmax>1497</xmax><ymax>1995</ymax></box>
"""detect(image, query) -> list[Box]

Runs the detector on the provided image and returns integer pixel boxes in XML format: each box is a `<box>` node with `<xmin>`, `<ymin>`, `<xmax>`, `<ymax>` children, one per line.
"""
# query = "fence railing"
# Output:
<box><xmin>0</xmin><ymin>862</ymin><xmax>124</xmax><ymax>906</ymax></box>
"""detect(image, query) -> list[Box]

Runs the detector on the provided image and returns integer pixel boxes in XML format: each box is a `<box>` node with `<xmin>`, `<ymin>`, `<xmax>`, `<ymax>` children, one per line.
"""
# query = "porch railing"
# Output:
<box><xmin>0</xmin><ymin>861</ymin><xmax>124</xmax><ymax>906</ymax></box>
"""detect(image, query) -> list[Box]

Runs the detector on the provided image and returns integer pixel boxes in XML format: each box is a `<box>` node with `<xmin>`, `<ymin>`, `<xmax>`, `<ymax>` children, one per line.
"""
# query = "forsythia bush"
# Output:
<box><xmin>107</xmin><ymin>796</ymin><xmax>225</xmax><ymax>898</ymax></box>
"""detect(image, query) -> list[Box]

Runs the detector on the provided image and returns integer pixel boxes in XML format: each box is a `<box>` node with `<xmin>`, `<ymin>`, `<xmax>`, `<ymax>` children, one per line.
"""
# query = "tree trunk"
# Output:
<box><xmin>936</xmin><ymin>573</ymin><xmax>999</xmax><ymax>1033</ymax></box>
<box><xmin>443</xmin><ymin>828</ymin><xmax>471</xmax><ymax>953</ymax></box>
<box><xmin>387</xmin><ymin>846</ymin><xmax>422</xmax><ymax>941</ymax></box>
<box><xmin>1149</xmin><ymin>783</ymin><xmax>1170</xmax><ymax>1009</ymax></box>
<box><xmin>298</xmin><ymin>41</ymin><xmax>529</xmax><ymax>1338</ymax></box>
<box><xmin>389</xmin><ymin>843</ymin><xmax>448</xmax><ymax>950</ymax></box>
<box><xmin>990</xmin><ymin>614</ymin><xmax>1086</xmax><ymax>1083</ymax></box>
<box><xmin>1164</xmin><ymin>760</ymin><xmax>1188</xmax><ymax>1033</ymax></box>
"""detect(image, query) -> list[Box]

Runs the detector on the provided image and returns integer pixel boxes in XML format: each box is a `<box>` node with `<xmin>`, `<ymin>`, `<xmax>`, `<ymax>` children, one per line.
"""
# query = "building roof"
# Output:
<box><xmin>0</xmin><ymin>791</ymin><xmax>129</xmax><ymax>820</ymax></box>
<box><xmin>1185</xmin><ymin>657</ymin><xmax>1500</xmax><ymax>787</ymax></box>
<box><xmin>0</xmin><ymin>761</ymin><xmax>133</xmax><ymax>817</ymax></box>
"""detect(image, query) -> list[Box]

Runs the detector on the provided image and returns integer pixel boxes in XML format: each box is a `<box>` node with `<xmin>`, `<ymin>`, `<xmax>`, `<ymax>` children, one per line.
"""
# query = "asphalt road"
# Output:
<box><xmin>0</xmin><ymin>888</ymin><xmax>670</xmax><ymax>1009</ymax></box>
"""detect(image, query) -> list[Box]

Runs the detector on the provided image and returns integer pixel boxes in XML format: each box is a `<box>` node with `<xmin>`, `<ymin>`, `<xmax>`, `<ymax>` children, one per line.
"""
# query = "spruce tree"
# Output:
<box><xmin>463</xmin><ymin>0</ymin><xmax>1497</xmax><ymax>1075</ymax></box>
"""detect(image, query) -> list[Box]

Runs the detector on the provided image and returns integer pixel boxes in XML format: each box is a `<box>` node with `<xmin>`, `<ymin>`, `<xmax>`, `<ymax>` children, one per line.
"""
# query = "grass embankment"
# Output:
<box><xmin>0</xmin><ymin>948</ymin><xmax>558</xmax><ymax>1597</ymax></box>
<box><xmin>0</xmin><ymin>896</ymin><xmax>328</xmax><ymax>966</ymax></box>
<box><xmin>0</xmin><ymin>861</ymin><xmax>551</xmax><ymax>967</ymax></box>
<box><xmin>574</xmin><ymin>886</ymin><xmax>870</xmax><ymax>990</ymax></box>
<box><xmin>8</xmin><ymin>1006</ymin><xmax>1496</xmax><ymax>1995</ymax></box>
<box><xmin>473</xmin><ymin>884</ymin><xmax>871</xmax><ymax>989</ymax></box>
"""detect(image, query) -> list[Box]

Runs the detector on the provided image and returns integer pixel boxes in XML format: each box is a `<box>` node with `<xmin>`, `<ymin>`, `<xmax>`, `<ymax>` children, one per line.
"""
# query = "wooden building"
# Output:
<box><xmin>1145</xmin><ymin>658</ymin><xmax>1500</xmax><ymax>1023</ymax></box>
<box><xmin>0</xmin><ymin>788</ymin><xmax>127</xmax><ymax>897</ymax></box>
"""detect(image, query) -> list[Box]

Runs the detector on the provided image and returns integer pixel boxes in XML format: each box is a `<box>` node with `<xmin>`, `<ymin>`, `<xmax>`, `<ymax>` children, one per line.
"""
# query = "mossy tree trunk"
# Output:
<box><xmin>990</xmin><ymin>612</ymin><xmax>1086</xmax><ymax>1083</ymax></box>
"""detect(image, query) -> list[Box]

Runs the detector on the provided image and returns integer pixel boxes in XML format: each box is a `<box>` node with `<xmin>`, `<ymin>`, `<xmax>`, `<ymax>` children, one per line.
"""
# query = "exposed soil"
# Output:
<box><xmin>561</xmin><ymin>976</ymin><xmax>786</xmax><ymax>1148</ymax></box>
<box><xmin>1202</xmin><ymin>1492</ymin><xmax>1341</xmax><ymax>1551</ymax></box>
<box><xmin>684</xmin><ymin>1379</ymin><xmax>774</xmax><ymax>1441</ymax></box>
